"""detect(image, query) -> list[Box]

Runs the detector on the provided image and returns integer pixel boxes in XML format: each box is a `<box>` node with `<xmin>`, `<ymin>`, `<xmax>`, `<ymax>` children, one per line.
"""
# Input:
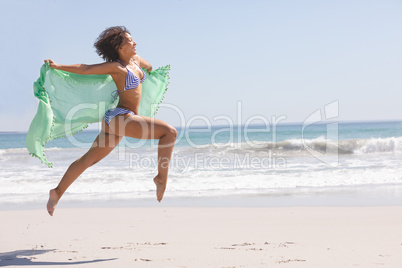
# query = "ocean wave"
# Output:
<box><xmin>282</xmin><ymin>136</ymin><xmax>402</xmax><ymax>154</ymax></box>
<box><xmin>2</xmin><ymin>137</ymin><xmax>402</xmax><ymax>160</ymax></box>
<box><xmin>174</xmin><ymin>136</ymin><xmax>402</xmax><ymax>156</ymax></box>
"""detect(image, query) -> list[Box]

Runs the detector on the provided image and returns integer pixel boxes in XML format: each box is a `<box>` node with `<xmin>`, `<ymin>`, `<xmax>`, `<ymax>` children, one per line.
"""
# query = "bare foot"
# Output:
<box><xmin>153</xmin><ymin>175</ymin><xmax>167</xmax><ymax>202</ymax></box>
<box><xmin>47</xmin><ymin>189</ymin><xmax>60</xmax><ymax>216</ymax></box>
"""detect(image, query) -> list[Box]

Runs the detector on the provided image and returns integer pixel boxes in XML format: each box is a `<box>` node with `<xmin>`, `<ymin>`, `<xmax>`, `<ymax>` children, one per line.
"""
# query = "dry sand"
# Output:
<box><xmin>1</xmin><ymin>206</ymin><xmax>402</xmax><ymax>267</ymax></box>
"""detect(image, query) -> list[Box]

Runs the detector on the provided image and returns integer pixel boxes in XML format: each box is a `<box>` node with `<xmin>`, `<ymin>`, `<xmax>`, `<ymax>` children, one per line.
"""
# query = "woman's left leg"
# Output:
<box><xmin>47</xmin><ymin>130</ymin><xmax>122</xmax><ymax>216</ymax></box>
<box><xmin>107</xmin><ymin>114</ymin><xmax>177</xmax><ymax>202</ymax></box>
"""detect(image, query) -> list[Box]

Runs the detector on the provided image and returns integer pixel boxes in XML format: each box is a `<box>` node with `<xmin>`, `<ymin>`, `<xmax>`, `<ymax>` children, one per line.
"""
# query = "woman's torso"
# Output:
<box><xmin>111</xmin><ymin>59</ymin><xmax>145</xmax><ymax>115</ymax></box>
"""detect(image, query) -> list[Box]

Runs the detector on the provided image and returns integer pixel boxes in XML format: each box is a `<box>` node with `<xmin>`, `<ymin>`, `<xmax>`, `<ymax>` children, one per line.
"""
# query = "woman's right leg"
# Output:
<box><xmin>108</xmin><ymin>114</ymin><xmax>177</xmax><ymax>202</ymax></box>
<box><xmin>47</xmin><ymin>130</ymin><xmax>122</xmax><ymax>216</ymax></box>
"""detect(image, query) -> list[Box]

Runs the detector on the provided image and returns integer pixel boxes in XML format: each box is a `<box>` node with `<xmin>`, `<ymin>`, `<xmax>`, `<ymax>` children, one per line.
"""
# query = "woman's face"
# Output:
<box><xmin>120</xmin><ymin>33</ymin><xmax>137</xmax><ymax>56</ymax></box>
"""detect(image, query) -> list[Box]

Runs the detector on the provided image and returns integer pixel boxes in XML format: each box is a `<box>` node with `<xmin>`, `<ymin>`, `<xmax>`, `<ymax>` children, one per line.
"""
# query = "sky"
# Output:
<box><xmin>0</xmin><ymin>0</ymin><xmax>401</xmax><ymax>131</ymax></box>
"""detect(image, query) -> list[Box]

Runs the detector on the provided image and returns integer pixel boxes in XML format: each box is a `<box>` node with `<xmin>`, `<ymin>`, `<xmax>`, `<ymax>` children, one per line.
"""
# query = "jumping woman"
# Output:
<box><xmin>45</xmin><ymin>26</ymin><xmax>177</xmax><ymax>216</ymax></box>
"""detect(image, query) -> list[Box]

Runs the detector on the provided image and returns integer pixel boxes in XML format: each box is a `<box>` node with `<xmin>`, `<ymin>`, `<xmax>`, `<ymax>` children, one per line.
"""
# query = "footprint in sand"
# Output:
<box><xmin>134</xmin><ymin>258</ymin><xmax>151</xmax><ymax>262</ymax></box>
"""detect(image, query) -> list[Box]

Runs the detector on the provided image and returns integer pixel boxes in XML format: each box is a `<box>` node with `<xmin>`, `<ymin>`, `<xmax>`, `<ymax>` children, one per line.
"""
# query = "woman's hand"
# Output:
<box><xmin>44</xmin><ymin>59</ymin><xmax>59</xmax><ymax>69</ymax></box>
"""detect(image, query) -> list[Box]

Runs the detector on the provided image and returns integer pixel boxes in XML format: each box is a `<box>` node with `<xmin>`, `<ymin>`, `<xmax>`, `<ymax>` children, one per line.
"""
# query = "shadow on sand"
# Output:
<box><xmin>0</xmin><ymin>249</ymin><xmax>117</xmax><ymax>266</ymax></box>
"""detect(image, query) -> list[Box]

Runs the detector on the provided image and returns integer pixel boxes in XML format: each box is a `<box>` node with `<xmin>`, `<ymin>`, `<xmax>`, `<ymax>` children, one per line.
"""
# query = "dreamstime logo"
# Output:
<box><xmin>62</xmin><ymin>100</ymin><xmax>340</xmax><ymax>168</ymax></box>
<box><xmin>129</xmin><ymin>151</ymin><xmax>287</xmax><ymax>173</ymax></box>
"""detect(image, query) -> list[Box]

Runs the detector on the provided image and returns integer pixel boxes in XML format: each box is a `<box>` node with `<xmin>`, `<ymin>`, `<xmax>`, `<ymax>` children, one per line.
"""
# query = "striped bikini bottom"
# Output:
<box><xmin>104</xmin><ymin>107</ymin><xmax>135</xmax><ymax>126</ymax></box>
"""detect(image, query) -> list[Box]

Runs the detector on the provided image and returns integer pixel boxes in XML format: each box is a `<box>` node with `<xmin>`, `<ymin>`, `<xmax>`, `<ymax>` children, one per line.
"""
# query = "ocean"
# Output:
<box><xmin>1</xmin><ymin>121</ymin><xmax>402</xmax><ymax>205</ymax></box>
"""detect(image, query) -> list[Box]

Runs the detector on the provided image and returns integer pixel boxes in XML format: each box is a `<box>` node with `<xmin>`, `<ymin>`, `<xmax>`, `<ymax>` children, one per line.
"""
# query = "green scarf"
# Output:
<box><xmin>26</xmin><ymin>62</ymin><xmax>170</xmax><ymax>167</ymax></box>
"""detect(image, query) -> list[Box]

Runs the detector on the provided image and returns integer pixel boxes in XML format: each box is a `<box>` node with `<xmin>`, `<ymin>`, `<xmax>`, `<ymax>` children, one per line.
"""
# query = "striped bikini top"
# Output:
<box><xmin>117</xmin><ymin>59</ymin><xmax>146</xmax><ymax>91</ymax></box>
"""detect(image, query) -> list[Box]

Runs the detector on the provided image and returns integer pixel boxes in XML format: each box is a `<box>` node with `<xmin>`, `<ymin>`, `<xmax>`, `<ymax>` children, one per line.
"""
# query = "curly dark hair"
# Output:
<box><xmin>94</xmin><ymin>26</ymin><xmax>131</xmax><ymax>62</ymax></box>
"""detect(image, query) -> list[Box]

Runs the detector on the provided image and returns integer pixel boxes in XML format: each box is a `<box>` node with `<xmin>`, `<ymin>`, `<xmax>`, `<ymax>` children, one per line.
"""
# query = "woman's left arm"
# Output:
<box><xmin>135</xmin><ymin>55</ymin><xmax>152</xmax><ymax>73</ymax></box>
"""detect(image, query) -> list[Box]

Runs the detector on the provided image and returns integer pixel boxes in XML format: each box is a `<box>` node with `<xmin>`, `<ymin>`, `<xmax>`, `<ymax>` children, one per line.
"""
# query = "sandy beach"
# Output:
<box><xmin>2</xmin><ymin>0</ymin><xmax>402</xmax><ymax>266</ymax></box>
<box><xmin>1</xmin><ymin>206</ymin><xmax>402</xmax><ymax>267</ymax></box>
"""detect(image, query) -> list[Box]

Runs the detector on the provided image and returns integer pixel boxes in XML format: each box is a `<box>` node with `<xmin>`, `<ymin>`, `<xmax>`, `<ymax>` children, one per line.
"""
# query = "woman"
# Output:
<box><xmin>45</xmin><ymin>26</ymin><xmax>177</xmax><ymax>216</ymax></box>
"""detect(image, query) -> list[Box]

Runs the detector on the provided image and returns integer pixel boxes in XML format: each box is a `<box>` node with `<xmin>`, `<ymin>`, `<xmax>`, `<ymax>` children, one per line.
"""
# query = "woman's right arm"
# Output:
<box><xmin>44</xmin><ymin>59</ymin><xmax>118</xmax><ymax>75</ymax></box>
